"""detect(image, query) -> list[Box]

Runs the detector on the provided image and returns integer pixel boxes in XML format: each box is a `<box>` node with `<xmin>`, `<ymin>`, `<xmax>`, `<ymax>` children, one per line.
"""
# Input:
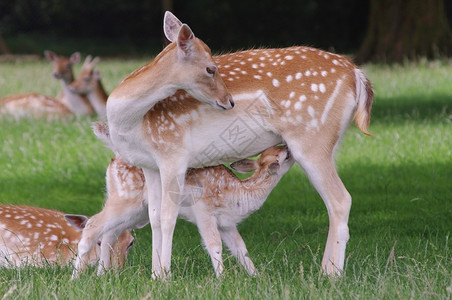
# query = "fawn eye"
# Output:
<box><xmin>285</xmin><ymin>151</ymin><xmax>291</xmax><ymax>160</ymax></box>
<box><xmin>127</xmin><ymin>239</ymin><xmax>135</xmax><ymax>250</ymax></box>
<box><xmin>206</xmin><ymin>66</ymin><xmax>217</xmax><ymax>75</ymax></box>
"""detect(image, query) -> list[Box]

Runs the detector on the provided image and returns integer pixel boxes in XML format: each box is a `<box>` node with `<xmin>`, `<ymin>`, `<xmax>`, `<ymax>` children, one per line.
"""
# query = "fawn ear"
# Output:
<box><xmin>64</xmin><ymin>214</ymin><xmax>90</xmax><ymax>230</ymax></box>
<box><xmin>44</xmin><ymin>50</ymin><xmax>57</xmax><ymax>61</ymax></box>
<box><xmin>230</xmin><ymin>159</ymin><xmax>258</xmax><ymax>173</ymax></box>
<box><xmin>163</xmin><ymin>11</ymin><xmax>183</xmax><ymax>42</ymax></box>
<box><xmin>267</xmin><ymin>161</ymin><xmax>280</xmax><ymax>175</ymax></box>
<box><xmin>69</xmin><ymin>52</ymin><xmax>81</xmax><ymax>64</ymax></box>
<box><xmin>133</xmin><ymin>220</ymin><xmax>149</xmax><ymax>229</ymax></box>
<box><xmin>177</xmin><ymin>24</ymin><xmax>195</xmax><ymax>57</ymax></box>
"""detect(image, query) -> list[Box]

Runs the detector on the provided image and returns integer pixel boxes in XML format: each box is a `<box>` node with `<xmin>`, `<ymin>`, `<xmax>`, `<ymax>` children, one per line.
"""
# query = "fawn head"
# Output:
<box><xmin>230</xmin><ymin>145</ymin><xmax>294</xmax><ymax>177</ymax></box>
<box><xmin>65</xmin><ymin>214</ymin><xmax>135</xmax><ymax>267</ymax></box>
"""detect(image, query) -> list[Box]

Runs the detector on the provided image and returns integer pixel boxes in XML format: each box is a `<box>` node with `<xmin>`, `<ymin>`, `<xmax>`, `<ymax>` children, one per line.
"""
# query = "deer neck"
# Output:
<box><xmin>87</xmin><ymin>80</ymin><xmax>108</xmax><ymax>118</ymax></box>
<box><xmin>61</xmin><ymin>82</ymin><xmax>94</xmax><ymax>116</ymax></box>
<box><xmin>233</xmin><ymin>169</ymin><xmax>283</xmax><ymax>214</ymax></box>
<box><xmin>107</xmin><ymin>44</ymin><xmax>180</xmax><ymax>132</ymax></box>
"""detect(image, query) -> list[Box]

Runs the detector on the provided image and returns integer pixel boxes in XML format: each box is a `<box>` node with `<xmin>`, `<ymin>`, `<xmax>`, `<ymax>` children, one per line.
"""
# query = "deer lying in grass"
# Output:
<box><xmin>69</xmin><ymin>55</ymin><xmax>108</xmax><ymax>119</ymax></box>
<box><xmin>0</xmin><ymin>51</ymin><xmax>94</xmax><ymax>119</ymax></box>
<box><xmin>106</xmin><ymin>12</ymin><xmax>374</xmax><ymax>278</ymax></box>
<box><xmin>72</xmin><ymin>122</ymin><xmax>294</xmax><ymax>278</ymax></box>
<box><xmin>44</xmin><ymin>50</ymin><xmax>94</xmax><ymax>116</ymax></box>
<box><xmin>0</xmin><ymin>205</ymin><xmax>134</xmax><ymax>268</ymax></box>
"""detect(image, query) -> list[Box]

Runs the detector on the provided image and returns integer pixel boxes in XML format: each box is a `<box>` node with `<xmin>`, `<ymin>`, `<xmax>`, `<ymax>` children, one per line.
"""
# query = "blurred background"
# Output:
<box><xmin>0</xmin><ymin>0</ymin><xmax>452</xmax><ymax>63</ymax></box>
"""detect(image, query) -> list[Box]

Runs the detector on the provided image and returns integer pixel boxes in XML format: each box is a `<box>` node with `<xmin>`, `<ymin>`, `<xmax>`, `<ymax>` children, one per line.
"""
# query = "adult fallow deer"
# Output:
<box><xmin>106</xmin><ymin>11</ymin><xmax>373</xmax><ymax>278</ymax></box>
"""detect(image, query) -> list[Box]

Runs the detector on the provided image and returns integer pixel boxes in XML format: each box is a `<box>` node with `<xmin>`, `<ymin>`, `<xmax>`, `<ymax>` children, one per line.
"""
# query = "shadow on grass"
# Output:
<box><xmin>371</xmin><ymin>94</ymin><xmax>452</xmax><ymax>122</ymax></box>
<box><xmin>0</xmin><ymin>165</ymin><xmax>107</xmax><ymax>215</ymax></box>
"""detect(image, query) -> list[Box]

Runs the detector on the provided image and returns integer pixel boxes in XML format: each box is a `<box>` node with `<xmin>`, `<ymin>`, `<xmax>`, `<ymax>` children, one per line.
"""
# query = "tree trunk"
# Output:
<box><xmin>356</xmin><ymin>0</ymin><xmax>452</xmax><ymax>63</ymax></box>
<box><xmin>0</xmin><ymin>33</ymin><xmax>10</xmax><ymax>54</ymax></box>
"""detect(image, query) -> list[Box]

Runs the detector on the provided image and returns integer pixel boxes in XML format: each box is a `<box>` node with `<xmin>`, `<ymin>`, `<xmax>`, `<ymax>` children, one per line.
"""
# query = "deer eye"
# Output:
<box><xmin>127</xmin><ymin>239</ymin><xmax>135</xmax><ymax>250</ymax></box>
<box><xmin>285</xmin><ymin>151</ymin><xmax>291</xmax><ymax>160</ymax></box>
<box><xmin>206</xmin><ymin>66</ymin><xmax>217</xmax><ymax>76</ymax></box>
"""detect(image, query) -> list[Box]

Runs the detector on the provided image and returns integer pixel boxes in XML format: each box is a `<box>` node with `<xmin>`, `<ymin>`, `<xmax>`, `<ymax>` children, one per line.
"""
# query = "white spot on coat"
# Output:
<box><xmin>294</xmin><ymin>102</ymin><xmax>302</xmax><ymax>110</ymax></box>
<box><xmin>284</xmin><ymin>100</ymin><xmax>291</xmax><ymax>108</ymax></box>
<box><xmin>308</xmin><ymin>106</ymin><xmax>315</xmax><ymax>117</ymax></box>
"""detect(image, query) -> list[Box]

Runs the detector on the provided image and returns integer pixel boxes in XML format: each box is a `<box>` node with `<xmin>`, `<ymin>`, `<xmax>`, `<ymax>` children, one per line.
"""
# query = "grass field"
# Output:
<box><xmin>0</xmin><ymin>56</ymin><xmax>451</xmax><ymax>299</ymax></box>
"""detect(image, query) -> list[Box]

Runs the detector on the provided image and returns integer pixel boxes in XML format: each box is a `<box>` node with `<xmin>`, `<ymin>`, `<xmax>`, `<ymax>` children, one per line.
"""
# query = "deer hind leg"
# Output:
<box><xmin>219</xmin><ymin>226</ymin><xmax>256</xmax><ymax>276</ymax></box>
<box><xmin>288</xmin><ymin>142</ymin><xmax>351</xmax><ymax>275</ymax></box>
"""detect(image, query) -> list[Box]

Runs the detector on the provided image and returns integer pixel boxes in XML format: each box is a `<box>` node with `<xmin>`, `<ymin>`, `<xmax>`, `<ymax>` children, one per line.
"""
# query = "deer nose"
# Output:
<box><xmin>229</xmin><ymin>97</ymin><xmax>235</xmax><ymax>108</ymax></box>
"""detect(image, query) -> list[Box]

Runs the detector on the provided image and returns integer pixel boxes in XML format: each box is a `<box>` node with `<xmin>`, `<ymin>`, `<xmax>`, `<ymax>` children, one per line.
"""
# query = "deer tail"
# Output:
<box><xmin>353</xmin><ymin>69</ymin><xmax>374</xmax><ymax>136</ymax></box>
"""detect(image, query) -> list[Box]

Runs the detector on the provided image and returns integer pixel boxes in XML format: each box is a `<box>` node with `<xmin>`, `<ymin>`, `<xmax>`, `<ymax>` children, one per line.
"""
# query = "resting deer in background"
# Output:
<box><xmin>44</xmin><ymin>50</ymin><xmax>94</xmax><ymax>116</ymax></box>
<box><xmin>106</xmin><ymin>12</ymin><xmax>374</xmax><ymax>278</ymax></box>
<box><xmin>44</xmin><ymin>50</ymin><xmax>81</xmax><ymax>102</ymax></box>
<box><xmin>0</xmin><ymin>51</ymin><xmax>94</xmax><ymax>119</ymax></box>
<box><xmin>0</xmin><ymin>205</ymin><xmax>134</xmax><ymax>268</ymax></box>
<box><xmin>72</xmin><ymin>122</ymin><xmax>294</xmax><ymax>278</ymax></box>
<box><xmin>0</xmin><ymin>93</ymin><xmax>71</xmax><ymax>120</ymax></box>
<box><xmin>69</xmin><ymin>55</ymin><xmax>108</xmax><ymax>119</ymax></box>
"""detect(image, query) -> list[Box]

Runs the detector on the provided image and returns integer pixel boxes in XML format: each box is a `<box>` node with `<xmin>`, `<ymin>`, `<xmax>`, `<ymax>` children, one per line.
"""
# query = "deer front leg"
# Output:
<box><xmin>157</xmin><ymin>165</ymin><xmax>187</xmax><ymax>279</ymax></box>
<box><xmin>142</xmin><ymin>168</ymin><xmax>163</xmax><ymax>279</ymax></box>
<box><xmin>220</xmin><ymin>226</ymin><xmax>256</xmax><ymax>276</ymax></box>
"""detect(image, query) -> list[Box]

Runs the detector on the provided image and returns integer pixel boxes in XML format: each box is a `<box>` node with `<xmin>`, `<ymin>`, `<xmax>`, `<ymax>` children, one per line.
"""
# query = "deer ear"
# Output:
<box><xmin>91</xmin><ymin>56</ymin><xmax>100</xmax><ymax>65</ymax></box>
<box><xmin>164</xmin><ymin>11</ymin><xmax>183</xmax><ymax>42</ymax></box>
<box><xmin>69</xmin><ymin>52</ymin><xmax>81</xmax><ymax>64</ymax></box>
<box><xmin>268</xmin><ymin>161</ymin><xmax>280</xmax><ymax>175</ymax></box>
<box><xmin>177</xmin><ymin>24</ymin><xmax>195</xmax><ymax>57</ymax></box>
<box><xmin>133</xmin><ymin>220</ymin><xmax>149</xmax><ymax>229</ymax></box>
<box><xmin>230</xmin><ymin>159</ymin><xmax>258</xmax><ymax>173</ymax></box>
<box><xmin>64</xmin><ymin>214</ymin><xmax>90</xmax><ymax>230</ymax></box>
<box><xmin>44</xmin><ymin>50</ymin><xmax>57</xmax><ymax>61</ymax></box>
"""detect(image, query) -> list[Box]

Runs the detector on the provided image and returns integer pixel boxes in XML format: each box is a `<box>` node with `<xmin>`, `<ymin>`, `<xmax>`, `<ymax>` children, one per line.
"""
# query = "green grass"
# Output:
<box><xmin>0</xmin><ymin>57</ymin><xmax>451</xmax><ymax>299</ymax></box>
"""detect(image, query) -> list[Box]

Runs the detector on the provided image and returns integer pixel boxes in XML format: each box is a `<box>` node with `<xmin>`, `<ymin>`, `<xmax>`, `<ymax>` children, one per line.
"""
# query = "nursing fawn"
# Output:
<box><xmin>72</xmin><ymin>122</ymin><xmax>293</xmax><ymax>278</ymax></box>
